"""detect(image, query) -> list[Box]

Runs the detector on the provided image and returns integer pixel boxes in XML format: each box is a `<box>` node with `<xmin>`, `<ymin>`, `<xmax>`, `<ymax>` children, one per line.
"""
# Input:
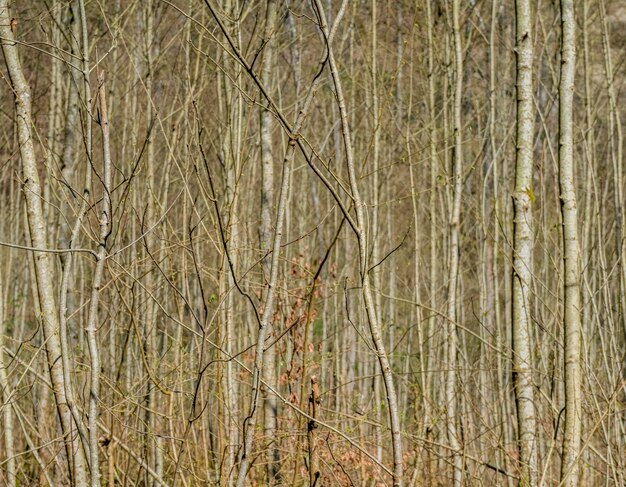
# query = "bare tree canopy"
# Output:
<box><xmin>0</xmin><ymin>1</ymin><xmax>624</xmax><ymax>485</ymax></box>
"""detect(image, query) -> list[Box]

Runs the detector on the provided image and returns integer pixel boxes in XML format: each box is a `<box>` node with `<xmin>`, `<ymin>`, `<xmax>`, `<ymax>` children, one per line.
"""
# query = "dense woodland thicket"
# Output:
<box><xmin>0</xmin><ymin>0</ymin><xmax>625</xmax><ymax>485</ymax></box>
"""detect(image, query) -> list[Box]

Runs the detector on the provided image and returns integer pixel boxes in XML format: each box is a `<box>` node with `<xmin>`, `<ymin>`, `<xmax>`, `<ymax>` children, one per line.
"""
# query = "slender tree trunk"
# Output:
<box><xmin>315</xmin><ymin>1</ymin><xmax>403</xmax><ymax>484</ymax></box>
<box><xmin>446</xmin><ymin>0</ymin><xmax>464</xmax><ymax>484</ymax></box>
<box><xmin>307</xmin><ymin>375</ymin><xmax>320</xmax><ymax>486</ymax></box>
<box><xmin>259</xmin><ymin>1</ymin><xmax>281</xmax><ymax>483</ymax></box>
<box><xmin>232</xmin><ymin>11</ymin><xmax>328</xmax><ymax>485</ymax></box>
<box><xmin>488</xmin><ymin>3</ymin><xmax>514</xmax><ymax>484</ymax></box>
<box><xmin>0</xmin><ymin>1</ymin><xmax>88</xmax><ymax>484</ymax></box>
<box><xmin>0</xmin><ymin>272</ymin><xmax>16</xmax><ymax>486</ymax></box>
<box><xmin>370</xmin><ymin>0</ymin><xmax>385</xmax><ymax>466</ymax></box>
<box><xmin>599</xmin><ymin>0</ymin><xmax>625</xmax><ymax>342</ymax></box>
<box><xmin>425</xmin><ymin>2</ymin><xmax>439</xmax><ymax>478</ymax></box>
<box><xmin>216</xmin><ymin>1</ymin><xmax>241</xmax><ymax>482</ymax></box>
<box><xmin>55</xmin><ymin>2</ymin><xmax>96</xmax><ymax>481</ymax></box>
<box><xmin>579</xmin><ymin>4</ymin><xmax>595</xmax><ymax>480</ymax></box>
<box><xmin>512</xmin><ymin>1</ymin><xmax>538</xmax><ymax>484</ymax></box>
<box><xmin>79</xmin><ymin>70</ymin><xmax>113</xmax><ymax>487</ymax></box>
<box><xmin>558</xmin><ymin>1</ymin><xmax>582</xmax><ymax>484</ymax></box>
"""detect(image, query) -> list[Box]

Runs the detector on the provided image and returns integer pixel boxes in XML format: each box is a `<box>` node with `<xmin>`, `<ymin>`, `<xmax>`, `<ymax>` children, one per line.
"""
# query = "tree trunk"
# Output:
<box><xmin>446</xmin><ymin>0</ymin><xmax>464</xmax><ymax>484</ymax></box>
<box><xmin>512</xmin><ymin>1</ymin><xmax>538</xmax><ymax>484</ymax></box>
<box><xmin>315</xmin><ymin>1</ymin><xmax>403</xmax><ymax>484</ymax></box>
<box><xmin>259</xmin><ymin>1</ymin><xmax>281</xmax><ymax>483</ymax></box>
<box><xmin>0</xmin><ymin>1</ymin><xmax>88</xmax><ymax>484</ymax></box>
<box><xmin>558</xmin><ymin>1</ymin><xmax>582</xmax><ymax>484</ymax></box>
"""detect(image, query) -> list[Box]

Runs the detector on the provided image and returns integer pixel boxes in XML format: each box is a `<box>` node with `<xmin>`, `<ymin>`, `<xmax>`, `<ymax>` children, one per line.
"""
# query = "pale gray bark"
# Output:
<box><xmin>259</xmin><ymin>1</ymin><xmax>275</xmax><ymax>259</ymax></box>
<box><xmin>215</xmin><ymin>4</ymin><xmax>243</xmax><ymax>484</ymax></box>
<box><xmin>558</xmin><ymin>1</ymin><xmax>582</xmax><ymax>484</ymax></box>
<box><xmin>370</xmin><ymin>0</ymin><xmax>384</xmax><ymax>465</ymax></box>
<box><xmin>579</xmin><ymin>5</ymin><xmax>595</xmax><ymax>481</ymax></box>
<box><xmin>425</xmin><ymin>0</ymin><xmax>437</xmax><ymax>479</ymax></box>
<box><xmin>259</xmin><ymin>1</ymin><xmax>280</xmax><ymax>483</ymax></box>
<box><xmin>138</xmin><ymin>2</ymin><xmax>161</xmax><ymax>482</ymax></box>
<box><xmin>446</xmin><ymin>0</ymin><xmax>464</xmax><ymax>484</ymax></box>
<box><xmin>58</xmin><ymin>0</ymin><xmax>81</xmax><ymax>254</ymax></box>
<box><xmin>512</xmin><ymin>1</ymin><xmax>538</xmax><ymax>484</ymax></box>
<box><xmin>489</xmin><ymin>3</ymin><xmax>513</xmax><ymax>484</ymax></box>
<box><xmin>0</xmin><ymin>1</ymin><xmax>87</xmax><ymax>484</ymax></box>
<box><xmin>0</xmin><ymin>273</ymin><xmax>16</xmax><ymax>486</ymax></box>
<box><xmin>57</xmin><ymin>1</ymin><xmax>93</xmax><ymax>480</ymax></box>
<box><xmin>80</xmin><ymin>71</ymin><xmax>113</xmax><ymax>487</ymax></box>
